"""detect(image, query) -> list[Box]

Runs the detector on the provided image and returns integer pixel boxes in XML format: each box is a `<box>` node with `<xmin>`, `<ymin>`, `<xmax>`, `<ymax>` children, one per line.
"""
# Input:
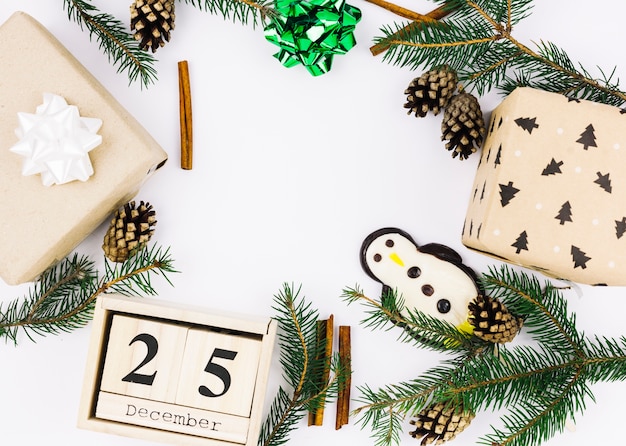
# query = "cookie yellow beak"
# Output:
<box><xmin>389</xmin><ymin>252</ymin><xmax>404</xmax><ymax>267</ymax></box>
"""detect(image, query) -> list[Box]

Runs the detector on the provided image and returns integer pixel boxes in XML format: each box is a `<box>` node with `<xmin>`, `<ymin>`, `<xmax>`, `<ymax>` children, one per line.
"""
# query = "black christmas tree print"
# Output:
<box><xmin>512</xmin><ymin>231</ymin><xmax>529</xmax><ymax>254</ymax></box>
<box><xmin>576</xmin><ymin>124</ymin><xmax>597</xmax><ymax>150</ymax></box>
<box><xmin>616</xmin><ymin>217</ymin><xmax>626</xmax><ymax>239</ymax></box>
<box><xmin>514</xmin><ymin>117</ymin><xmax>539</xmax><ymax>134</ymax></box>
<box><xmin>555</xmin><ymin>201</ymin><xmax>573</xmax><ymax>225</ymax></box>
<box><xmin>495</xmin><ymin>144</ymin><xmax>502</xmax><ymax>166</ymax></box>
<box><xmin>571</xmin><ymin>245</ymin><xmax>591</xmax><ymax>269</ymax></box>
<box><xmin>542</xmin><ymin>158</ymin><xmax>563</xmax><ymax>176</ymax></box>
<box><xmin>499</xmin><ymin>181</ymin><xmax>520</xmax><ymax>207</ymax></box>
<box><xmin>594</xmin><ymin>172</ymin><xmax>612</xmax><ymax>193</ymax></box>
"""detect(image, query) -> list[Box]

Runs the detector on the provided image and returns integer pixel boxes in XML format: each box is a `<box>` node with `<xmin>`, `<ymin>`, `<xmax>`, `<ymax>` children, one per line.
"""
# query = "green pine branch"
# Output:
<box><xmin>63</xmin><ymin>0</ymin><xmax>158</xmax><ymax>88</ymax></box>
<box><xmin>345</xmin><ymin>265</ymin><xmax>626</xmax><ymax>446</ymax></box>
<box><xmin>341</xmin><ymin>285</ymin><xmax>485</xmax><ymax>354</ymax></box>
<box><xmin>376</xmin><ymin>0</ymin><xmax>626</xmax><ymax>105</ymax></box>
<box><xmin>258</xmin><ymin>283</ymin><xmax>349</xmax><ymax>446</ymax></box>
<box><xmin>0</xmin><ymin>244</ymin><xmax>176</xmax><ymax>345</ymax></box>
<box><xmin>61</xmin><ymin>0</ymin><xmax>277</xmax><ymax>87</ymax></box>
<box><xmin>180</xmin><ymin>0</ymin><xmax>277</xmax><ymax>26</ymax></box>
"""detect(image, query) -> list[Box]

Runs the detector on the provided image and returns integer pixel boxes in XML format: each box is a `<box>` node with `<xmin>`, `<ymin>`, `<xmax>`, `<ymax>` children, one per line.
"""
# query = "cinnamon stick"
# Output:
<box><xmin>335</xmin><ymin>325</ymin><xmax>351</xmax><ymax>430</ymax></box>
<box><xmin>308</xmin><ymin>315</ymin><xmax>334</xmax><ymax>426</ymax></box>
<box><xmin>178</xmin><ymin>60</ymin><xmax>193</xmax><ymax>170</ymax></box>
<box><xmin>370</xmin><ymin>4</ymin><xmax>452</xmax><ymax>56</ymax></box>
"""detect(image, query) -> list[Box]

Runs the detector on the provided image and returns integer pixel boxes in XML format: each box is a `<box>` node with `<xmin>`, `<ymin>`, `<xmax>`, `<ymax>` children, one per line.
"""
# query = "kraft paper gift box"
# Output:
<box><xmin>462</xmin><ymin>87</ymin><xmax>626</xmax><ymax>286</ymax></box>
<box><xmin>0</xmin><ymin>12</ymin><xmax>168</xmax><ymax>285</ymax></box>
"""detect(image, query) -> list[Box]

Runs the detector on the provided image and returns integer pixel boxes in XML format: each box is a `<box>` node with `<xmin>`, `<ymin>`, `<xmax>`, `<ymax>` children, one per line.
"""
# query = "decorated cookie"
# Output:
<box><xmin>360</xmin><ymin>228</ymin><xmax>481</xmax><ymax>331</ymax></box>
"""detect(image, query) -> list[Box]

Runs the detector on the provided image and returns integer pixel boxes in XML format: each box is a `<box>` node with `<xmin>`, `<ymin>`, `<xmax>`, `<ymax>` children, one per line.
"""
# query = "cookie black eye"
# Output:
<box><xmin>407</xmin><ymin>266</ymin><xmax>421</xmax><ymax>278</ymax></box>
<box><xmin>374</xmin><ymin>253</ymin><xmax>382</xmax><ymax>262</ymax></box>
<box><xmin>385</xmin><ymin>239</ymin><xmax>394</xmax><ymax>247</ymax></box>
<box><xmin>421</xmin><ymin>284</ymin><xmax>434</xmax><ymax>296</ymax></box>
<box><xmin>437</xmin><ymin>299</ymin><xmax>451</xmax><ymax>314</ymax></box>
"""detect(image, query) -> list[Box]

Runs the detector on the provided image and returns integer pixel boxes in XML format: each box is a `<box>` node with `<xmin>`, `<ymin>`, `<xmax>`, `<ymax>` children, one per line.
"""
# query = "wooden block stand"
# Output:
<box><xmin>78</xmin><ymin>295</ymin><xmax>277</xmax><ymax>446</ymax></box>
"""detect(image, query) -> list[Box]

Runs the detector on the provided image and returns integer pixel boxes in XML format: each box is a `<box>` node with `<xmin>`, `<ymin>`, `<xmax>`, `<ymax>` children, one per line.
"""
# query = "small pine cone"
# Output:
<box><xmin>441</xmin><ymin>92</ymin><xmax>486</xmax><ymax>160</ymax></box>
<box><xmin>409</xmin><ymin>401</ymin><xmax>474</xmax><ymax>445</ymax></box>
<box><xmin>103</xmin><ymin>201</ymin><xmax>157</xmax><ymax>262</ymax></box>
<box><xmin>130</xmin><ymin>0</ymin><xmax>175</xmax><ymax>53</ymax></box>
<box><xmin>404</xmin><ymin>67</ymin><xmax>458</xmax><ymax>117</ymax></box>
<box><xmin>469</xmin><ymin>294</ymin><xmax>523</xmax><ymax>344</ymax></box>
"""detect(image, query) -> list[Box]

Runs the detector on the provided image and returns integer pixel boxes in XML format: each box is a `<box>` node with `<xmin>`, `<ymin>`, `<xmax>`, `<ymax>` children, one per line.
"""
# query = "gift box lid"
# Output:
<box><xmin>0</xmin><ymin>12</ymin><xmax>168</xmax><ymax>285</ymax></box>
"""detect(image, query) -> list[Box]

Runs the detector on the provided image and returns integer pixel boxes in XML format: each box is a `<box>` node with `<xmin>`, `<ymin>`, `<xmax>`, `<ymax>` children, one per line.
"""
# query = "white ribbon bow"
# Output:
<box><xmin>10</xmin><ymin>93</ymin><xmax>103</xmax><ymax>186</ymax></box>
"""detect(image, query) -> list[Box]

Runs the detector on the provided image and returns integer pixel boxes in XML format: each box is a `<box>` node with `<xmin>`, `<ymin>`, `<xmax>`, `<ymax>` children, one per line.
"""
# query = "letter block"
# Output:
<box><xmin>78</xmin><ymin>295</ymin><xmax>277</xmax><ymax>446</ymax></box>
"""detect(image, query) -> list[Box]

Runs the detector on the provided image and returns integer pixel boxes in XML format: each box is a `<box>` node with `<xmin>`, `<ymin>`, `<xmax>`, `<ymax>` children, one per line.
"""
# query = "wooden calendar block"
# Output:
<box><xmin>175</xmin><ymin>329</ymin><xmax>263</xmax><ymax>417</ymax></box>
<box><xmin>78</xmin><ymin>295</ymin><xmax>277</xmax><ymax>446</ymax></box>
<box><xmin>100</xmin><ymin>315</ymin><xmax>188</xmax><ymax>402</ymax></box>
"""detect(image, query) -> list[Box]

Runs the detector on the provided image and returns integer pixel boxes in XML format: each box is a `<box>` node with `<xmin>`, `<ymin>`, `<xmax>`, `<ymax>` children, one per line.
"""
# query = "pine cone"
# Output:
<box><xmin>103</xmin><ymin>201</ymin><xmax>157</xmax><ymax>263</ymax></box>
<box><xmin>409</xmin><ymin>402</ymin><xmax>474</xmax><ymax>445</ymax></box>
<box><xmin>469</xmin><ymin>294</ymin><xmax>523</xmax><ymax>344</ymax></box>
<box><xmin>130</xmin><ymin>0</ymin><xmax>175</xmax><ymax>53</ymax></box>
<box><xmin>441</xmin><ymin>92</ymin><xmax>486</xmax><ymax>160</ymax></box>
<box><xmin>404</xmin><ymin>67</ymin><xmax>458</xmax><ymax>117</ymax></box>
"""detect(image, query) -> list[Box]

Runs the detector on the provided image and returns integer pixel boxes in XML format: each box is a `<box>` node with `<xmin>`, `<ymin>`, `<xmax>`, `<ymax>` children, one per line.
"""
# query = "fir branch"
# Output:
<box><xmin>346</xmin><ymin>265</ymin><xmax>626</xmax><ymax>446</ymax></box>
<box><xmin>181</xmin><ymin>0</ymin><xmax>277</xmax><ymax>26</ymax></box>
<box><xmin>341</xmin><ymin>285</ymin><xmax>481</xmax><ymax>353</ymax></box>
<box><xmin>376</xmin><ymin>0</ymin><xmax>626</xmax><ymax>105</ymax></box>
<box><xmin>258</xmin><ymin>283</ymin><xmax>349</xmax><ymax>446</ymax></box>
<box><xmin>0</xmin><ymin>245</ymin><xmax>176</xmax><ymax>345</ymax></box>
<box><xmin>63</xmin><ymin>0</ymin><xmax>157</xmax><ymax>87</ymax></box>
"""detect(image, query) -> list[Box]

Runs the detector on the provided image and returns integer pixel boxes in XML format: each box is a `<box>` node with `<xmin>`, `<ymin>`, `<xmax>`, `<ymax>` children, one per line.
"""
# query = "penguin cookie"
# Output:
<box><xmin>360</xmin><ymin>227</ymin><xmax>481</xmax><ymax>333</ymax></box>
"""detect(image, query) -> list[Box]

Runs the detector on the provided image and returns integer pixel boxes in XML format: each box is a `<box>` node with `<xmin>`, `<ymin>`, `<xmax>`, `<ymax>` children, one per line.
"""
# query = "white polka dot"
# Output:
<box><xmin>535</xmin><ymin>203</ymin><xmax>543</xmax><ymax>210</ymax></box>
<box><xmin>556</xmin><ymin>128</ymin><xmax>564</xmax><ymax>135</ymax></box>
<box><xmin>553</xmin><ymin>246</ymin><xmax>560</xmax><ymax>253</ymax></box>
<box><xmin>575</xmin><ymin>166</ymin><xmax>582</xmax><ymax>173</ymax></box>
<box><xmin>494</xmin><ymin>229</ymin><xmax>501</xmax><ymax>236</ymax></box>
<box><xmin>609</xmin><ymin>261</ymin><xmax>616</xmax><ymax>269</ymax></box>
<box><xmin>592</xmin><ymin>218</ymin><xmax>600</xmax><ymax>226</ymax></box>
<box><xmin>515</xmin><ymin>150</ymin><xmax>522</xmax><ymax>157</ymax></box>
<box><xmin>614</xmin><ymin>143</ymin><xmax>621</xmax><ymax>150</ymax></box>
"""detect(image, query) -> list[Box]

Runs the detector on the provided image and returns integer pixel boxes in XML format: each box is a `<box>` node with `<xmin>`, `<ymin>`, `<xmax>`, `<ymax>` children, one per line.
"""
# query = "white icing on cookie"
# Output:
<box><xmin>362</xmin><ymin>229</ymin><xmax>478</xmax><ymax>328</ymax></box>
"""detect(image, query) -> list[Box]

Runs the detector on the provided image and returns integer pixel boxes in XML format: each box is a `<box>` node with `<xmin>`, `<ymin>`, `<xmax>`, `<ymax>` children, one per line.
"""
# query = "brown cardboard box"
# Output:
<box><xmin>462</xmin><ymin>87</ymin><xmax>626</xmax><ymax>285</ymax></box>
<box><xmin>0</xmin><ymin>12</ymin><xmax>167</xmax><ymax>285</ymax></box>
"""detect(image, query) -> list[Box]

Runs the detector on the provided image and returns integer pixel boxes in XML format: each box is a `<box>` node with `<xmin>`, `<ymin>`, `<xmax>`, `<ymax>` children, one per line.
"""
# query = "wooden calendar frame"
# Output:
<box><xmin>78</xmin><ymin>294</ymin><xmax>277</xmax><ymax>446</ymax></box>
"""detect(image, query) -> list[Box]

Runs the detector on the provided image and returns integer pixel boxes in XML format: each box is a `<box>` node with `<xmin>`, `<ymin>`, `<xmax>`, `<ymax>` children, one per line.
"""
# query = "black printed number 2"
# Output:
<box><xmin>120</xmin><ymin>333</ymin><xmax>238</xmax><ymax>398</ymax></box>
<box><xmin>121</xmin><ymin>333</ymin><xmax>158</xmax><ymax>385</ymax></box>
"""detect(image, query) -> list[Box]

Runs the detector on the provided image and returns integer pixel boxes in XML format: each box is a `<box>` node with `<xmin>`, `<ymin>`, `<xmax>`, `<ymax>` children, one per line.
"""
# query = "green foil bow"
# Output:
<box><xmin>264</xmin><ymin>0</ymin><xmax>361</xmax><ymax>76</ymax></box>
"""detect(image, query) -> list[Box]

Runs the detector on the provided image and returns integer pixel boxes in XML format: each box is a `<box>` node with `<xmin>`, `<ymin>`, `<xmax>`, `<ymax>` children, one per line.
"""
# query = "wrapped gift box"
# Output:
<box><xmin>462</xmin><ymin>87</ymin><xmax>626</xmax><ymax>286</ymax></box>
<box><xmin>0</xmin><ymin>12</ymin><xmax>167</xmax><ymax>285</ymax></box>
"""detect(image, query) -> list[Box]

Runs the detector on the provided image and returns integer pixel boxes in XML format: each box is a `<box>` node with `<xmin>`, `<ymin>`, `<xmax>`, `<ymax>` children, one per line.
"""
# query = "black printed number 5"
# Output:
<box><xmin>120</xmin><ymin>333</ymin><xmax>238</xmax><ymax>398</ymax></box>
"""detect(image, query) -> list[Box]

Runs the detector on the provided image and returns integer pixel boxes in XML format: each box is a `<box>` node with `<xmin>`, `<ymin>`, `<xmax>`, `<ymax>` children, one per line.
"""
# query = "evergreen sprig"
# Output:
<box><xmin>61</xmin><ymin>0</ymin><xmax>276</xmax><ymax>87</ymax></box>
<box><xmin>180</xmin><ymin>0</ymin><xmax>276</xmax><ymax>26</ymax></box>
<box><xmin>0</xmin><ymin>244</ymin><xmax>176</xmax><ymax>345</ymax></box>
<box><xmin>376</xmin><ymin>0</ymin><xmax>626</xmax><ymax>105</ymax></box>
<box><xmin>345</xmin><ymin>265</ymin><xmax>626</xmax><ymax>446</ymax></box>
<box><xmin>63</xmin><ymin>0</ymin><xmax>158</xmax><ymax>87</ymax></box>
<box><xmin>258</xmin><ymin>283</ymin><xmax>349</xmax><ymax>446</ymax></box>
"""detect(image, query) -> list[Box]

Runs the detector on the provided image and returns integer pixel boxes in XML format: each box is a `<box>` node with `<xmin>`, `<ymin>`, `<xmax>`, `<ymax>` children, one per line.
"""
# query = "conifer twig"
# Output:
<box><xmin>345</xmin><ymin>265</ymin><xmax>626</xmax><ymax>446</ymax></box>
<box><xmin>370</xmin><ymin>3</ymin><xmax>453</xmax><ymax>56</ymax></box>
<box><xmin>377</xmin><ymin>0</ymin><xmax>626</xmax><ymax>105</ymax></box>
<box><xmin>63</xmin><ymin>0</ymin><xmax>158</xmax><ymax>87</ymax></box>
<box><xmin>0</xmin><ymin>245</ymin><xmax>176</xmax><ymax>344</ymax></box>
<box><xmin>258</xmin><ymin>284</ymin><xmax>349</xmax><ymax>446</ymax></box>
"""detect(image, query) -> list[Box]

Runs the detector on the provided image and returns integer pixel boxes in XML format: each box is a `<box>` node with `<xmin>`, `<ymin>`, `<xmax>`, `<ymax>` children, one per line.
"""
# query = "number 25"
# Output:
<box><xmin>121</xmin><ymin>333</ymin><xmax>238</xmax><ymax>398</ymax></box>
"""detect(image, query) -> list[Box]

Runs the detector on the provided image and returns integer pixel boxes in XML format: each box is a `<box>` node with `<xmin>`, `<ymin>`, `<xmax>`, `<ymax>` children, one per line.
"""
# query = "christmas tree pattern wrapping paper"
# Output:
<box><xmin>0</xmin><ymin>12</ymin><xmax>167</xmax><ymax>286</ymax></box>
<box><xmin>463</xmin><ymin>87</ymin><xmax>626</xmax><ymax>286</ymax></box>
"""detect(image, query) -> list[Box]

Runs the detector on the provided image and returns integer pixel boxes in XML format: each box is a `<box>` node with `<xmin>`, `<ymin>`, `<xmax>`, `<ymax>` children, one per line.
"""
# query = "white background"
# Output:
<box><xmin>1</xmin><ymin>1</ymin><xmax>626</xmax><ymax>445</ymax></box>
